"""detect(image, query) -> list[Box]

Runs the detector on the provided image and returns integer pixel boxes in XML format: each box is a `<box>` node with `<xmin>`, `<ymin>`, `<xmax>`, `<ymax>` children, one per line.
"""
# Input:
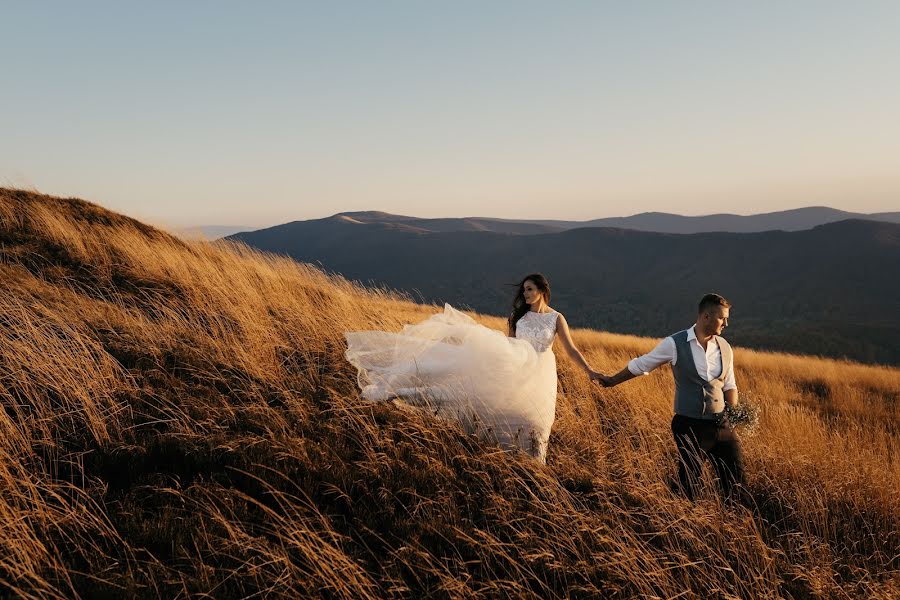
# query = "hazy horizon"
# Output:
<box><xmin>2</xmin><ymin>2</ymin><xmax>899</xmax><ymax>228</ymax></box>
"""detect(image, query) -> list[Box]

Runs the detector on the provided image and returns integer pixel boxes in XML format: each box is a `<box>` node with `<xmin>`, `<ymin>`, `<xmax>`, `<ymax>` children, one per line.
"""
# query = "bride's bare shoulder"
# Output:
<box><xmin>554</xmin><ymin>310</ymin><xmax>572</xmax><ymax>327</ymax></box>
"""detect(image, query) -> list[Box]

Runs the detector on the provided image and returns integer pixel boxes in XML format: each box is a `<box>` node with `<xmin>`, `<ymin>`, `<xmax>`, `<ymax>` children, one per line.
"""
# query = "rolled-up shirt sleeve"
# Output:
<box><xmin>723</xmin><ymin>350</ymin><xmax>737</xmax><ymax>392</ymax></box>
<box><xmin>627</xmin><ymin>336</ymin><xmax>676</xmax><ymax>376</ymax></box>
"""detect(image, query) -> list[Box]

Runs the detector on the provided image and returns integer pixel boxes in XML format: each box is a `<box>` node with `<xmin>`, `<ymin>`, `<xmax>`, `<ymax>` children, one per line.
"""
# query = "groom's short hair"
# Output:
<box><xmin>698</xmin><ymin>293</ymin><xmax>731</xmax><ymax>314</ymax></box>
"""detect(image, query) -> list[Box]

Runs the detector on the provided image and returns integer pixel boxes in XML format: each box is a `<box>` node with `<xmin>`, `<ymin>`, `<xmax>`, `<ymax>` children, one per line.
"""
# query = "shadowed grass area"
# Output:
<box><xmin>1</xmin><ymin>188</ymin><xmax>898</xmax><ymax>598</ymax></box>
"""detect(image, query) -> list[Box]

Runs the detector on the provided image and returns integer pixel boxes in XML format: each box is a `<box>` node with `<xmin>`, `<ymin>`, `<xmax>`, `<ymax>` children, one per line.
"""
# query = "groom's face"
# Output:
<box><xmin>701</xmin><ymin>306</ymin><xmax>730</xmax><ymax>336</ymax></box>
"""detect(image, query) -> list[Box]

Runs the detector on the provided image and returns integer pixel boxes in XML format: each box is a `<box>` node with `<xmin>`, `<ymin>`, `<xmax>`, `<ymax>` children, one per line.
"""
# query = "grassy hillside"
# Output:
<box><xmin>1</xmin><ymin>188</ymin><xmax>898</xmax><ymax>599</ymax></box>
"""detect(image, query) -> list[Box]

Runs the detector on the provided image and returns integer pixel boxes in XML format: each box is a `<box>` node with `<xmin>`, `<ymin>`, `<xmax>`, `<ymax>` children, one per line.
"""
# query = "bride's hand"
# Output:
<box><xmin>589</xmin><ymin>370</ymin><xmax>615</xmax><ymax>387</ymax></box>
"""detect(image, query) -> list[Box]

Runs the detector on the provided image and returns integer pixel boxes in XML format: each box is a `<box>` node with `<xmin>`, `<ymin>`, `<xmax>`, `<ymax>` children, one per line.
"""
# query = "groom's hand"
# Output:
<box><xmin>589</xmin><ymin>370</ymin><xmax>610</xmax><ymax>386</ymax></box>
<box><xmin>588</xmin><ymin>371</ymin><xmax>614</xmax><ymax>387</ymax></box>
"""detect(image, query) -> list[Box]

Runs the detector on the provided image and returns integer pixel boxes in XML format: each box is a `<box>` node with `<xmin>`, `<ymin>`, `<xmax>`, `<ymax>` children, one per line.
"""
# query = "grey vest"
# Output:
<box><xmin>671</xmin><ymin>329</ymin><xmax>732</xmax><ymax>420</ymax></box>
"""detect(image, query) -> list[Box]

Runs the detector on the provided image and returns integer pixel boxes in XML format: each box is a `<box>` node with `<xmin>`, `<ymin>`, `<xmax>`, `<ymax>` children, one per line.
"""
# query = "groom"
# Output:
<box><xmin>596</xmin><ymin>293</ymin><xmax>745</xmax><ymax>501</ymax></box>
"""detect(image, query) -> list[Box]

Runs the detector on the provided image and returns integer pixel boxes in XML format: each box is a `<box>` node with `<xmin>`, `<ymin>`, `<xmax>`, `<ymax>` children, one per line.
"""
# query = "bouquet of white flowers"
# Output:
<box><xmin>724</xmin><ymin>391</ymin><xmax>761</xmax><ymax>437</ymax></box>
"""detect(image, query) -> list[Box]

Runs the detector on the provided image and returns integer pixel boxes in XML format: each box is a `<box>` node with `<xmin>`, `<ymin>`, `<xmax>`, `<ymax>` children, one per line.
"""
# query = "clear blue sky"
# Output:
<box><xmin>2</xmin><ymin>1</ymin><xmax>898</xmax><ymax>228</ymax></box>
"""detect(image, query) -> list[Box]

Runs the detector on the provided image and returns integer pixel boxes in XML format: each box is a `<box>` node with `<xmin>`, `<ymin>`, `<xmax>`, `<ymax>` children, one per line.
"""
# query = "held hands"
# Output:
<box><xmin>589</xmin><ymin>365</ymin><xmax>641</xmax><ymax>388</ymax></box>
<box><xmin>588</xmin><ymin>369</ymin><xmax>614</xmax><ymax>387</ymax></box>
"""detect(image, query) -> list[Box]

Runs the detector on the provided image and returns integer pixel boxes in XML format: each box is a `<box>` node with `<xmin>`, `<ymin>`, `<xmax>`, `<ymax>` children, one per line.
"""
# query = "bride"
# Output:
<box><xmin>345</xmin><ymin>273</ymin><xmax>599</xmax><ymax>463</ymax></box>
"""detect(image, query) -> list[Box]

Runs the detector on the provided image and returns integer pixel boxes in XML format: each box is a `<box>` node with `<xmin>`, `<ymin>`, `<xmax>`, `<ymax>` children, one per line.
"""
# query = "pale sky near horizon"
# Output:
<box><xmin>2</xmin><ymin>1</ymin><xmax>899</xmax><ymax>229</ymax></box>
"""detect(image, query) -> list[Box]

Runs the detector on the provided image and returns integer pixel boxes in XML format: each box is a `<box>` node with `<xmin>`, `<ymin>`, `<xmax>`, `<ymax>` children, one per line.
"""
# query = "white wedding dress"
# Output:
<box><xmin>345</xmin><ymin>304</ymin><xmax>558</xmax><ymax>463</ymax></box>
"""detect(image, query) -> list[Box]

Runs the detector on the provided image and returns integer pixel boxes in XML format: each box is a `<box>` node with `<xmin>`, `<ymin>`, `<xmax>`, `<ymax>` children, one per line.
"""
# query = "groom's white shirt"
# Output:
<box><xmin>627</xmin><ymin>326</ymin><xmax>737</xmax><ymax>391</ymax></box>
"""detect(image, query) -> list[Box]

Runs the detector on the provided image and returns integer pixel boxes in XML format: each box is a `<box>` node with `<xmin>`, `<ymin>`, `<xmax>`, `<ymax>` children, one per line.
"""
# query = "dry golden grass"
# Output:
<box><xmin>0</xmin><ymin>187</ymin><xmax>898</xmax><ymax>599</ymax></box>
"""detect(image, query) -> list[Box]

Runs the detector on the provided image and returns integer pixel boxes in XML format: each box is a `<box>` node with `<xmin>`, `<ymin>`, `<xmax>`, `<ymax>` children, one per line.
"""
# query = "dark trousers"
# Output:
<box><xmin>671</xmin><ymin>414</ymin><xmax>745</xmax><ymax>501</ymax></box>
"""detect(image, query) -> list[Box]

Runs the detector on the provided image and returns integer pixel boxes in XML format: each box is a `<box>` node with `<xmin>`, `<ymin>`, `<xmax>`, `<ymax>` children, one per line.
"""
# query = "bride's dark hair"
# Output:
<box><xmin>507</xmin><ymin>273</ymin><xmax>551</xmax><ymax>335</ymax></box>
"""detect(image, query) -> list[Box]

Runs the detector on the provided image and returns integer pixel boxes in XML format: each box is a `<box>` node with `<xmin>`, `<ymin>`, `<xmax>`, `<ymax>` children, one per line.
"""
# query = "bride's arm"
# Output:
<box><xmin>555</xmin><ymin>314</ymin><xmax>597</xmax><ymax>375</ymax></box>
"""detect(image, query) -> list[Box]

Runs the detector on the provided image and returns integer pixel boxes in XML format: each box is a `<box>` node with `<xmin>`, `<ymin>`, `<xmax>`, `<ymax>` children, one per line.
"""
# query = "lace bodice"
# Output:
<box><xmin>515</xmin><ymin>310</ymin><xmax>559</xmax><ymax>353</ymax></box>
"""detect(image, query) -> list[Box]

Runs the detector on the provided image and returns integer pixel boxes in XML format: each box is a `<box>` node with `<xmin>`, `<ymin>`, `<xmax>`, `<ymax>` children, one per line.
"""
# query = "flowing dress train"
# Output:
<box><xmin>345</xmin><ymin>304</ymin><xmax>558</xmax><ymax>462</ymax></box>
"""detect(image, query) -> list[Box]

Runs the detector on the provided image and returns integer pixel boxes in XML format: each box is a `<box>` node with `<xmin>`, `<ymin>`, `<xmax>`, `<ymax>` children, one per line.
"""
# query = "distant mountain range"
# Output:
<box><xmin>533</xmin><ymin>206</ymin><xmax>900</xmax><ymax>234</ymax></box>
<box><xmin>229</xmin><ymin>215</ymin><xmax>900</xmax><ymax>365</ymax></box>
<box><xmin>204</xmin><ymin>206</ymin><xmax>900</xmax><ymax>239</ymax></box>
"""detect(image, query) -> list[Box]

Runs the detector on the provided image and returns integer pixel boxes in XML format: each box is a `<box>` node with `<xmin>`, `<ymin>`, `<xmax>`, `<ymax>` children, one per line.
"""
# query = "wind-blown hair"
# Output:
<box><xmin>508</xmin><ymin>273</ymin><xmax>551</xmax><ymax>335</ymax></box>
